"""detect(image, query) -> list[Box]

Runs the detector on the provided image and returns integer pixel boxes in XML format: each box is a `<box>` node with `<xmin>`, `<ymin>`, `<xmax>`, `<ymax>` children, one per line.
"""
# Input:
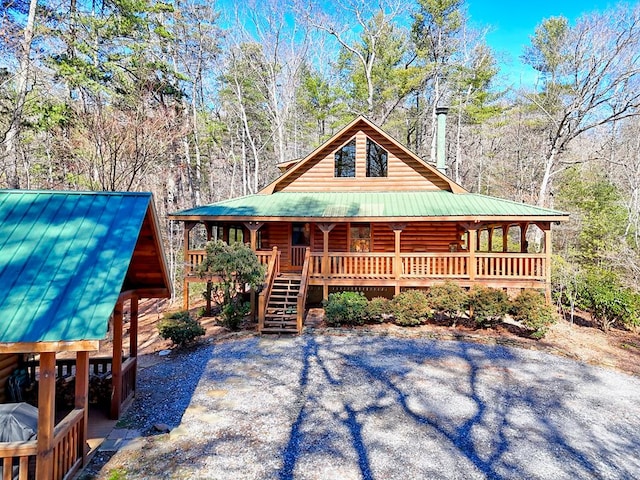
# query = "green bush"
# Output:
<box><xmin>511</xmin><ymin>290</ymin><xmax>557</xmax><ymax>339</ymax></box>
<box><xmin>365</xmin><ymin>297</ymin><xmax>392</xmax><ymax>323</ymax></box>
<box><xmin>468</xmin><ymin>286</ymin><xmax>509</xmax><ymax>328</ymax></box>
<box><xmin>222</xmin><ymin>301</ymin><xmax>251</xmax><ymax>330</ymax></box>
<box><xmin>390</xmin><ymin>290</ymin><xmax>431</xmax><ymax>326</ymax></box>
<box><xmin>323</xmin><ymin>291</ymin><xmax>368</xmax><ymax>326</ymax></box>
<box><xmin>158</xmin><ymin>311</ymin><xmax>206</xmax><ymax>346</ymax></box>
<box><xmin>578</xmin><ymin>268</ymin><xmax>640</xmax><ymax>331</ymax></box>
<box><xmin>427</xmin><ymin>282</ymin><xmax>468</xmax><ymax>323</ymax></box>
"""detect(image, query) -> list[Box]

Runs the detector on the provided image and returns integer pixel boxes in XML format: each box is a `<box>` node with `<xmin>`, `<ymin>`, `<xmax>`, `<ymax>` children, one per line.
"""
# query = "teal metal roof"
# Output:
<box><xmin>0</xmin><ymin>190</ymin><xmax>152</xmax><ymax>344</ymax></box>
<box><xmin>171</xmin><ymin>191</ymin><xmax>567</xmax><ymax>220</ymax></box>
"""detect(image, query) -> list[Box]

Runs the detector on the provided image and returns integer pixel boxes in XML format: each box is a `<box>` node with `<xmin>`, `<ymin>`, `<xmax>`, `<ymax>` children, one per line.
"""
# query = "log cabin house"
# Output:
<box><xmin>171</xmin><ymin>114</ymin><xmax>568</xmax><ymax>334</ymax></box>
<box><xmin>0</xmin><ymin>190</ymin><xmax>171</xmax><ymax>480</ymax></box>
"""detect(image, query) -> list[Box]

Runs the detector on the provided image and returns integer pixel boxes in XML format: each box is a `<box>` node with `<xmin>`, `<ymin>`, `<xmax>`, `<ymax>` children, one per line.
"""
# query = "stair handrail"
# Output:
<box><xmin>296</xmin><ymin>247</ymin><xmax>312</xmax><ymax>333</ymax></box>
<box><xmin>258</xmin><ymin>246</ymin><xmax>279</xmax><ymax>332</ymax></box>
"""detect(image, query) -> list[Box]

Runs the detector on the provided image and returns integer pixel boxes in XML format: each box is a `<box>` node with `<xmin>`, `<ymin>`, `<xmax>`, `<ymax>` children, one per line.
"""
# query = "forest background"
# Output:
<box><xmin>1</xmin><ymin>0</ymin><xmax>639</xmax><ymax>314</ymax></box>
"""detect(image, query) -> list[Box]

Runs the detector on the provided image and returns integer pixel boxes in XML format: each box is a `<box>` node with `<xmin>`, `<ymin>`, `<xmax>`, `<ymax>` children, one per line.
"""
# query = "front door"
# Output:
<box><xmin>291</xmin><ymin>222</ymin><xmax>310</xmax><ymax>269</ymax></box>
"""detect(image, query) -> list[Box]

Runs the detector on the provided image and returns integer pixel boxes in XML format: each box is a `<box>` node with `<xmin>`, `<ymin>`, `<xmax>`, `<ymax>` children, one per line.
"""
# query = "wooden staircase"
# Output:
<box><xmin>261</xmin><ymin>274</ymin><xmax>302</xmax><ymax>334</ymax></box>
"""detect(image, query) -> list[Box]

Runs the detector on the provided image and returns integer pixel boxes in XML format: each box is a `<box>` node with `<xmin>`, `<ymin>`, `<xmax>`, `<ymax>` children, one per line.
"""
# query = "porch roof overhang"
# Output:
<box><xmin>170</xmin><ymin>191</ymin><xmax>569</xmax><ymax>223</ymax></box>
<box><xmin>0</xmin><ymin>190</ymin><xmax>172</xmax><ymax>348</ymax></box>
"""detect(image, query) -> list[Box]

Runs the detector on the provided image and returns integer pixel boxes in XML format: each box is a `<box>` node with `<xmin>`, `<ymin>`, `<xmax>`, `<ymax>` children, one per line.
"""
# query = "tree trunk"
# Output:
<box><xmin>2</xmin><ymin>0</ymin><xmax>38</xmax><ymax>188</ymax></box>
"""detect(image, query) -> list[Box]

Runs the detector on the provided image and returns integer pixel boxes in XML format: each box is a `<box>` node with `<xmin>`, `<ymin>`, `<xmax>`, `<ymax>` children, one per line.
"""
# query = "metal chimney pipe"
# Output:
<box><xmin>436</xmin><ymin>106</ymin><xmax>449</xmax><ymax>175</ymax></box>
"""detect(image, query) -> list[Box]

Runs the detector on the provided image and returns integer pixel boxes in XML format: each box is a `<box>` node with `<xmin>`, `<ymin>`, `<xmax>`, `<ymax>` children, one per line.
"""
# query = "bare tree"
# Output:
<box><xmin>1</xmin><ymin>0</ymin><xmax>38</xmax><ymax>188</ymax></box>
<box><xmin>523</xmin><ymin>5</ymin><xmax>640</xmax><ymax>206</ymax></box>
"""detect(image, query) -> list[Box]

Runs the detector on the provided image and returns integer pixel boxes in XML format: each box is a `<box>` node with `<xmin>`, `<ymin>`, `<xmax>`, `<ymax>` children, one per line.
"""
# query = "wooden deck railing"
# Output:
<box><xmin>187</xmin><ymin>249</ymin><xmax>274</xmax><ymax>276</ymax></box>
<box><xmin>475</xmin><ymin>253</ymin><xmax>546</xmax><ymax>279</ymax></box>
<box><xmin>310</xmin><ymin>252</ymin><xmax>547</xmax><ymax>281</ymax></box>
<box><xmin>120</xmin><ymin>357</ymin><xmax>137</xmax><ymax>407</ymax></box>
<box><xmin>297</xmin><ymin>248</ymin><xmax>311</xmax><ymax>333</ymax></box>
<box><xmin>311</xmin><ymin>252</ymin><xmax>395</xmax><ymax>278</ymax></box>
<box><xmin>0</xmin><ymin>408</ymin><xmax>84</xmax><ymax>480</ymax></box>
<box><xmin>258</xmin><ymin>247</ymin><xmax>280</xmax><ymax>332</ymax></box>
<box><xmin>26</xmin><ymin>356</ymin><xmax>135</xmax><ymax>417</ymax></box>
<box><xmin>0</xmin><ymin>440</ymin><xmax>36</xmax><ymax>480</ymax></box>
<box><xmin>52</xmin><ymin>408</ymin><xmax>84</xmax><ymax>480</ymax></box>
<box><xmin>186</xmin><ymin>250</ymin><xmax>207</xmax><ymax>274</ymax></box>
<box><xmin>401</xmin><ymin>253</ymin><xmax>469</xmax><ymax>277</ymax></box>
<box><xmin>291</xmin><ymin>246</ymin><xmax>307</xmax><ymax>267</ymax></box>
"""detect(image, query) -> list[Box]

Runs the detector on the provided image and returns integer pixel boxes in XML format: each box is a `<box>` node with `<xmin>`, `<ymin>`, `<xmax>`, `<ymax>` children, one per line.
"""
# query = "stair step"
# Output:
<box><xmin>261</xmin><ymin>328</ymin><xmax>298</xmax><ymax>334</ymax></box>
<box><xmin>264</xmin><ymin>319</ymin><xmax>298</xmax><ymax>325</ymax></box>
<box><xmin>264</xmin><ymin>313</ymin><xmax>298</xmax><ymax>322</ymax></box>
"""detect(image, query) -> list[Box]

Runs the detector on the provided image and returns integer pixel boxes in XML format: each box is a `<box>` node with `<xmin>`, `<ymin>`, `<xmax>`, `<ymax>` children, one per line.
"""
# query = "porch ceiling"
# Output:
<box><xmin>171</xmin><ymin>191</ymin><xmax>568</xmax><ymax>222</ymax></box>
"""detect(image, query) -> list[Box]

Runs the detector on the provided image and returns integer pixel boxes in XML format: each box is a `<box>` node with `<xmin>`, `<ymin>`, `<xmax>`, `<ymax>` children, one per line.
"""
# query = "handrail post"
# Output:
<box><xmin>468</xmin><ymin>227</ymin><xmax>477</xmax><ymax>282</ymax></box>
<box><xmin>297</xmin><ymin>248</ymin><xmax>311</xmax><ymax>334</ymax></box>
<box><xmin>258</xmin><ymin>246</ymin><xmax>279</xmax><ymax>332</ymax></box>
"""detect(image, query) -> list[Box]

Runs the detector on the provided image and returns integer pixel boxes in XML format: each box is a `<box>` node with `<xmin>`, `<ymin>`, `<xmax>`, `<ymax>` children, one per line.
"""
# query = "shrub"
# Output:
<box><xmin>158</xmin><ymin>311</ymin><xmax>205</xmax><ymax>347</ymax></box>
<box><xmin>427</xmin><ymin>282</ymin><xmax>468</xmax><ymax>324</ymax></box>
<box><xmin>222</xmin><ymin>301</ymin><xmax>251</xmax><ymax>330</ymax></box>
<box><xmin>468</xmin><ymin>286</ymin><xmax>509</xmax><ymax>328</ymax></box>
<box><xmin>390</xmin><ymin>290</ymin><xmax>431</xmax><ymax>326</ymax></box>
<box><xmin>511</xmin><ymin>290</ymin><xmax>557</xmax><ymax>339</ymax></box>
<box><xmin>323</xmin><ymin>291</ymin><xmax>368</xmax><ymax>326</ymax></box>
<box><xmin>578</xmin><ymin>268</ymin><xmax>640</xmax><ymax>331</ymax></box>
<box><xmin>365</xmin><ymin>297</ymin><xmax>392</xmax><ymax>323</ymax></box>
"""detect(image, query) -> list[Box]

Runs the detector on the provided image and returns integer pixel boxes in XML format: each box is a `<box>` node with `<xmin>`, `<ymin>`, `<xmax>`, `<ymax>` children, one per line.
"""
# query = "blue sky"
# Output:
<box><xmin>466</xmin><ymin>0</ymin><xmax>616</xmax><ymax>85</ymax></box>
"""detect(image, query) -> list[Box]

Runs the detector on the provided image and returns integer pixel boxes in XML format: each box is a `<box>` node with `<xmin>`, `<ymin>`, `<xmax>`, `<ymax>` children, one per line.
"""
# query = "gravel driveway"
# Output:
<box><xmin>99</xmin><ymin>333</ymin><xmax>640</xmax><ymax>479</ymax></box>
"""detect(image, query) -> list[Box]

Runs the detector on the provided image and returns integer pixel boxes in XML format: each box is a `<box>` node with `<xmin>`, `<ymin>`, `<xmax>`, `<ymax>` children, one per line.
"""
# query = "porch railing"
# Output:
<box><xmin>310</xmin><ymin>252</ymin><xmax>547</xmax><ymax>281</ymax></box>
<box><xmin>402</xmin><ymin>253</ymin><xmax>469</xmax><ymax>277</ymax></box>
<box><xmin>258</xmin><ymin>247</ymin><xmax>280</xmax><ymax>332</ymax></box>
<box><xmin>52</xmin><ymin>408</ymin><xmax>84</xmax><ymax>480</ymax></box>
<box><xmin>186</xmin><ymin>250</ymin><xmax>206</xmax><ymax>274</ymax></box>
<box><xmin>311</xmin><ymin>252</ymin><xmax>395</xmax><ymax>278</ymax></box>
<box><xmin>291</xmin><ymin>246</ymin><xmax>307</xmax><ymax>267</ymax></box>
<box><xmin>0</xmin><ymin>408</ymin><xmax>84</xmax><ymax>480</ymax></box>
<box><xmin>475</xmin><ymin>253</ymin><xmax>546</xmax><ymax>279</ymax></box>
<box><xmin>0</xmin><ymin>440</ymin><xmax>36</xmax><ymax>480</ymax></box>
<box><xmin>297</xmin><ymin>248</ymin><xmax>311</xmax><ymax>333</ymax></box>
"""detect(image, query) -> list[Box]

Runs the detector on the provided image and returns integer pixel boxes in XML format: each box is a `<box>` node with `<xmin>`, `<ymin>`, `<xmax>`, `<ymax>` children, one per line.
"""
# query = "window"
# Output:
<box><xmin>228</xmin><ymin>226</ymin><xmax>244</xmax><ymax>244</ymax></box>
<box><xmin>350</xmin><ymin>224</ymin><xmax>371</xmax><ymax>252</ymax></box>
<box><xmin>335</xmin><ymin>139</ymin><xmax>356</xmax><ymax>177</ymax></box>
<box><xmin>366</xmin><ymin>139</ymin><xmax>387</xmax><ymax>177</ymax></box>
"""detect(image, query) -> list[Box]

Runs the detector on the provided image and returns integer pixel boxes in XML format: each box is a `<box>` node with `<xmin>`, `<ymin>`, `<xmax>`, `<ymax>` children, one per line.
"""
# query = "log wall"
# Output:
<box><xmin>278</xmin><ymin>130</ymin><xmax>449</xmax><ymax>192</ymax></box>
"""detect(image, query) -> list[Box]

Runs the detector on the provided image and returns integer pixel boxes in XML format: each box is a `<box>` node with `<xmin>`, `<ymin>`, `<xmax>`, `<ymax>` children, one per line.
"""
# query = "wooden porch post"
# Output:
<box><xmin>130</xmin><ymin>296</ymin><xmax>139</xmax><ymax>359</ymax></box>
<box><xmin>36</xmin><ymin>351</ymin><xmax>56</xmax><ymax>480</ymax></box>
<box><xmin>317</xmin><ymin>223</ymin><xmax>335</xmax><ymax>300</ymax></box>
<box><xmin>520</xmin><ymin>222</ymin><xmax>529</xmax><ymax>252</ymax></box>
<box><xmin>110</xmin><ymin>300</ymin><xmax>124</xmax><ymax>420</ymax></box>
<box><xmin>129</xmin><ymin>295</ymin><xmax>139</xmax><ymax>393</ymax></box>
<box><xmin>488</xmin><ymin>227</ymin><xmax>494</xmax><ymax>252</ymax></box>
<box><xmin>391</xmin><ymin>224</ymin><xmax>406</xmax><ymax>296</ymax></box>
<box><xmin>468</xmin><ymin>227</ymin><xmax>477</xmax><ymax>282</ymax></box>
<box><xmin>544</xmin><ymin>223</ymin><xmax>552</xmax><ymax>302</ymax></box>
<box><xmin>75</xmin><ymin>351</ymin><xmax>90</xmax><ymax>465</ymax></box>
<box><xmin>183</xmin><ymin>222</ymin><xmax>196</xmax><ymax>310</ymax></box>
<box><xmin>244</xmin><ymin>222</ymin><xmax>264</xmax><ymax>320</ymax></box>
<box><xmin>502</xmin><ymin>225</ymin><xmax>509</xmax><ymax>252</ymax></box>
<box><xmin>244</xmin><ymin>222</ymin><xmax>265</xmax><ymax>251</ymax></box>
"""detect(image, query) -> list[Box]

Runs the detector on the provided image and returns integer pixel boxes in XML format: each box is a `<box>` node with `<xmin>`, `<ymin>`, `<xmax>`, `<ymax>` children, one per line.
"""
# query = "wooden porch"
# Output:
<box><xmin>182</xmin><ymin>219</ymin><xmax>552</xmax><ymax>297</ymax></box>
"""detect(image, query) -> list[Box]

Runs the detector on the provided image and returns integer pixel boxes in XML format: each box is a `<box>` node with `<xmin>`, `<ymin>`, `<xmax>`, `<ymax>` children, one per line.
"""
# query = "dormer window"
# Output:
<box><xmin>366</xmin><ymin>139</ymin><xmax>387</xmax><ymax>177</ymax></box>
<box><xmin>334</xmin><ymin>139</ymin><xmax>356</xmax><ymax>177</ymax></box>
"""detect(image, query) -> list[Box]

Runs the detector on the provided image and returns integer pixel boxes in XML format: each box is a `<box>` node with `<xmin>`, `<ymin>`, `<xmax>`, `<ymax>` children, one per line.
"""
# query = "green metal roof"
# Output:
<box><xmin>171</xmin><ymin>191</ymin><xmax>567</xmax><ymax>220</ymax></box>
<box><xmin>0</xmin><ymin>190</ymin><xmax>152</xmax><ymax>344</ymax></box>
